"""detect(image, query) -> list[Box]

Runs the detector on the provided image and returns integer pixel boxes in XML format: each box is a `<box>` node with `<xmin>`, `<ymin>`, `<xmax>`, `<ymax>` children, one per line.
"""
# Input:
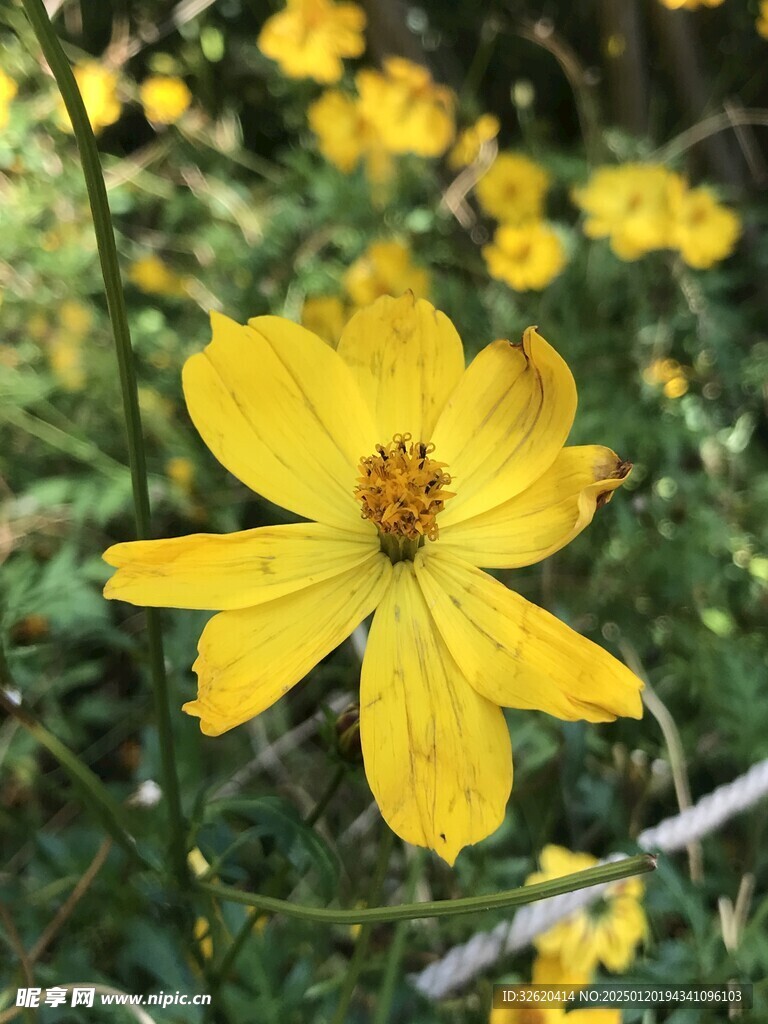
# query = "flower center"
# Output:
<box><xmin>355</xmin><ymin>433</ymin><xmax>454</xmax><ymax>562</ymax></box>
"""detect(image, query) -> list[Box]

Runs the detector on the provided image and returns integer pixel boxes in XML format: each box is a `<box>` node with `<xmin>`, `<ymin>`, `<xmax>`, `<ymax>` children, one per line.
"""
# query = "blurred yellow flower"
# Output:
<box><xmin>301</xmin><ymin>294</ymin><xmax>348</xmax><ymax>346</ymax></box>
<box><xmin>572</xmin><ymin>164</ymin><xmax>679</xmax><ymax>260</ymax></box>
<box><xmin>670</xmin><ymin>184</ymin><xmax>740</xmax><ymax>269</ymax></box>
<box><xmin>658</xmin><ymin>0</ymin><xmax>724</xmax><ymax>8</ymax></box>
<box><xmin>140</xmin><ymin>75</ymin><xmax>192</xmax><ymax>125</ymax></box>
<box><xmin>343</xmin><ymin>240</ymin><xmax>430</xmax><ymax>307</ymax></box>
<box><xmin>357</xmin><ymin>57</ymin><xmax>455</xmax><ymax>158</ymax></box>
<box><xmin>526</xmin><ymin>846</ymin><xmax>647</xmax><ymax>976</ymax></box>
<box><xmin>58</xmin><ymin>61</ymin><xmax>121</xmax><ymax>134</ymax></box>
<box><xmin>0</xmin><ymin>68</ymin><xmax>18</xmax><ymax>131</ymax></box>
<box><xmin>167</xmin><ymin>457</ymin><xmax>195</xmax><ymax>493</ymax></box>
<box><xmin>489</xmin><ymin>1005</ymin><xmax>620</xmax><ymax>1024</ymax></box>
<box><xmin>482</xmin><ymin>222</ymin><xmax>567</xmax><ymax>292</ymax></box>
<box><xmin>758</xmin><ymin>0</ymin><xmax>768</xmax><ymax>37</ymax></box>
<box><xmin>489</xmin><ymin>953</ymin><xmax>622</xmax><ymax>1023</ymax></box>
<box><xmin>475</xmin><ymin>152</ymin><xmax>550</xmax><ymax>224</ymax></box>
<box><xmin>663</xmin><ymin>375</ymin><xmax>689</xmax><ymax>398</ymax></box>
<box><xmin>128</xmin><ymin>255</ymin><xmax>188</xmax><ymax>297</ymax></box>
<box><xmin>103</xmin><ymin>294</ymin><xmax>642</xmax><ymax>863</ymax></box>
<box><xmin>257</xmin><ymin>0</ymin><xmax>366</xmax><ymax>84</ymax></box>
<box><xmin>193</xmin><ymin>917</ymin><xmax>213</xmax><ymax>960</ymax></box>
<box><xmin>308</xmin><ymin>88</ymin><xmax>393</xmax><ymax>185</ymax></box>
<box><xmin>59</xmin><ymin>300</ymin><xmax>93</xmax><ymax>336</ymax></box>
<box><xmin>49</xmin><ymin>338</ymin><xmax>85</xmax><ymax>391</ymax></box>
<box><xmin>448</xmin><ymin>113</ymin><xmax>500</xmax><ymax>169</ymax></box>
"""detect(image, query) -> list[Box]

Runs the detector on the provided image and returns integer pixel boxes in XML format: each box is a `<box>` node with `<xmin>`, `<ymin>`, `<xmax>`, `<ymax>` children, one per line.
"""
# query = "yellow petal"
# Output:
<box><xmin>439</xmin><ymin>446</ymin><xmax>631</xmax><ymax>568</ymax></box>
<box><xmin>103</xmin><ymin>523</ymin><xmax>377</xmax><ymax>610</ymax></box>
<box><xmin>414</xmin><ymin>550</ymin><xmax>643</xmax><ymax>722</ymax></box>
<box><xmin>432</xmin><ymin>328</ymin><xmax>577</xmax><ymax>526</ymax></box>
<box><xmin>182</xmin><ymin>312</ymin><xmax>378</xmax><ymax>530</ymax></box>
<box><xmin>360</xmin><ymin>560</ymin><xmax>512</xmax><ymax>865</ymax></box>
<box><xmin>336</xmin><ymin>293</ymin><xmax>465</xmax><ymax>442</ymax></box>
<box><xmin>183</xmin><ymin>553</ymin><xmax>391</xmax><ymax>736</ymax></box>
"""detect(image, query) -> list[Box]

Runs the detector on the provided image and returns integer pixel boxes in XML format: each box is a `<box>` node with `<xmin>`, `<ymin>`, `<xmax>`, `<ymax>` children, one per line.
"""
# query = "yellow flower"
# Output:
<box><xmin>490</xmin><ymin>1006</ymin><xmax>620</xmax><ymax>1024</ymax></box>
<box><xmin>257</xmin><ymin>0</ymin><xmax>366</xmax><ymax>84</ymax></box>
<box><xmin>301</xmin><ymin>294</ymin><xmax>348</xmax><ymax>346</ymax></box>
<box><xmin>167</xmin><ymin>457</ymin><xmax>195</xmax><ymax>493</ymax></box>
<box><xmin>49</xmin><ymin>338</ymin><xmax>85</xmax><ymax>391</ymax></box>
<box><xmin>59</xmin><ymin>300</ymin><xmax>93</xmax><ymax>337</ymax></box>
<box><xmin>128</xmin><ymin>255</ymin><xmax>187</xmax><ymax>298</ymax></box>
<box><xmin>139</xmin><ymin>75</ymin><xmax>192</xmax><ymax>125</ymax></box>
<box><xmin>643</xmin><ymin>358</ymin><xmax>690</xmax><ymax>398</ymax></box>
<box><xmin>103</xmin><ymin>294</ymin><xmax>643</xmax><ymax>864</ymax></box>
<box><xmin>483</xmin><ymin>222</ymin><xmax>567</xmax><ymax>291</ymax></box>
<box><xmin>489</xmin><ymin>956</ymin><xmax>622</xmax><ymax>1023</ymax></box>
<box><xmin>657</xmin><ymin>0</ymin><xmax>724</xmax><ymax>8</ymax></box>
<box><xmin>308</xmin><ymin>89</ymin><xmax>393</xmax><ymax>185</ymax></box>
<box><xmin>572</xmin><ymin>164</ymin><xmax>679</xmax><ymax>260</ymax></box>
<box><xmin>343</xmin><ymin>241</ymin><xmax>430</xmax><ymax>308</ymax></box>
<box><xmin>59</xmin><ymin>61</ymin><xmax>121</xmax><ymax>134</ymax></box>
<box><xmin>758</xmin><ymin>0</ymin><xmax>768</xmax><ymax>37</ymax></box>
<box><xmin>475</xmin><ymin>152</ymin><xmax>550</xmax><ymax>224</ymax></box>
<box><xmin>526</xmin><ymin>846</ymin><xmax>647</xmax><ymax>976</ymax></box>
<box><xmin>448</xmin><ymin>113</ymin><xmax>500</xmax><ymax>169</ymax></box>
<box><xmin>356</xmin><ymin>57</ymin><xmax>455</xmax><ymax>158</ymax></box>
<box><xmin>670</xmin><ymin>184</ymin><xmax>740</xmax><ymax>269</ymax></box>
<box><xmin>0</xmin><ymin>68</ymin><xmax>18</xmax><ymax>131</ymax></box>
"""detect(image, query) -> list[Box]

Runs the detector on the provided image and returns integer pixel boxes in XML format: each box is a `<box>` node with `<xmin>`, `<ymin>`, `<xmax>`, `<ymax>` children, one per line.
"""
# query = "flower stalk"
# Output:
<box><xmin>20</xmin><ymin>0</ymin><xmax>187</xmax><ymax>889</ymax></box>
<box><xmin>195</xmin><ymin>853</ymin><xmax>656</xmax><ymax>925</ymax></box>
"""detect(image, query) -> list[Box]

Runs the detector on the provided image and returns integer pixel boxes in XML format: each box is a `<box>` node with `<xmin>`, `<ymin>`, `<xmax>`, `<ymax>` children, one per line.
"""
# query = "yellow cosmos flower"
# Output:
<box><xmin>139</xmin><ymin>75</ymin><xmax>192</xmax><ymax>125</ymax></box>
<box><xmin>483</xmin><ymin>222</ymin><xmax>567</xmax><ymax>292</ymax></box>
<box><xmin>257</xmin><ymin>0</ymin><xmax>366</xmax><ymax>84</ymax></box>
<box><xmin>658</xmin><ymin>0</ymin><xmax>724</xmax><ymax>8</ymax></box>
<box><xmin>58</xmin><ymin>61</ymin><xmax>121</xmax><ymax>135</ymax></box>
<box><xmin>49</xmin><ymin>338</ymin><xmax>85</xmax><ymax>391</ymax></box>
<box><xmin>308</xmin><ymin>89</ymin><xmax>393</xmax><ymax>185</ymax></box>
<box><xmin>491</xmin><ymin>953</ymin><xmax>622</xmax><ymax>1023</ymax></box>
<box><xmin>669</xmin><ymin>184</ymin><xmax>740</xmax><ymax>269</ymax></box>
<box><xmin>0</xmin><ymin>68</ymin><xmax>18</xmax><ymax>131</ymax></box>
<box><xmin>448</xmin><ymin>113</ymin><xmax>500</xmax><ymax>169</ymax></box>
<box><xmin>343</xmin><ymin>241</ymin><xmax>430</xmax><ymax>308</ymax></box>
<box><xmin>167</xmin><ymin>457</ymin><xmax>196</xmax><ymax>493</ymax></box>
<box><xmin>572</xmin><ymin>164</ymin><xmax>679</xmax><ymax>261</ymax></box>
<box><xmin>758</xmin><ymin>1</ymin><xmax>768</xmax><ymax>38</ymax></box>
<box><xmin>356</xmin><ymin>57</ymin><xmax>456</xmax><ymax>158</ymax></box>
<box><xmin>103</xmin><ymin>294</ymin><xmax>643</xmax><ymax>864</ymax></box>
<box><xmin>526</xmin><ymin>846</ymin><xmax>647</xmax><ymax>975</ymax></box>
<box><xmin>643</xmin><ymin>358</ymin><xmax>689</xmax><ymax>398</ymax></box>
<box><xmin>476</xmin><ymin>152</ymin><xmax>550</xmax><ymax>225</ymax></box>
<box><xmin>128</xmin><ymin>255</ymin><xmax>188</xmax><ymax>298</ymax></box>
<box><xmin>301</xmin><ymin>294</ymin><xmax>348</xmax><ymax>346</ymax></box>
<box><xmin>490</xmin><ymin>1004</ymin><xmax>620</xmax><ymax>1024</ymax></box>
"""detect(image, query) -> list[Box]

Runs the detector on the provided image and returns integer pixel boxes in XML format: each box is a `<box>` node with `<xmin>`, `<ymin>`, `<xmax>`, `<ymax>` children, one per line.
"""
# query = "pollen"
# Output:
<box><xmin>355</xmin><ymin>434</ymin><xmax>454</xmax><ymax>552</ymax></box>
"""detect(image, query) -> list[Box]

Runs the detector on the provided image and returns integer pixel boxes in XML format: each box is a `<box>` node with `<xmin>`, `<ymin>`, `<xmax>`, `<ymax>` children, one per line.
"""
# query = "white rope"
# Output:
<box><xmin>412</xmin><ymin>757</ymin><xmax>768</xmax><ymax>999</ymax></box>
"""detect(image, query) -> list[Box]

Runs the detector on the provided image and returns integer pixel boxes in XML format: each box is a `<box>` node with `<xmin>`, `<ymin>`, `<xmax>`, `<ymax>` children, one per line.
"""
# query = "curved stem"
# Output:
<box><xmin>196</xmin><ymin>853</ymin><xmax>656</xmax><ymax>925</ymax></box>
<box><xmin>19</xmin><ymin>0</ymin><xmax>187</xmax><ymax>889</ymax></box>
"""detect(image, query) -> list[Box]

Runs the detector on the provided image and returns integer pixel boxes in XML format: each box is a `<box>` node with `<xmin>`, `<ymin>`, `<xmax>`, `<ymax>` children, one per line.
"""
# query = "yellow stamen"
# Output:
<box><xmin>355</xmin><ymin>433</ymin><xmax>454</xmax><ymax>559</ymax></box>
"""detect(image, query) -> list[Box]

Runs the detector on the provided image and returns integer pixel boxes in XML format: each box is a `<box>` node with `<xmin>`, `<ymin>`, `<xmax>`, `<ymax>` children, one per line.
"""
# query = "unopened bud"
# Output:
<box><xmin>335</xmin><ymin>703</ymin><xmax>362</xmax><ymax>763</ymax></box>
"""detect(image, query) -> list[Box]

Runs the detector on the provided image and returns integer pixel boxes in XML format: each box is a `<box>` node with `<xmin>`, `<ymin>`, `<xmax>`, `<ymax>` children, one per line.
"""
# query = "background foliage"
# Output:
<box><xmin>1</xmin><ymin>0</ymin><xmax>767</xmax><ymax>1021</ymax></box>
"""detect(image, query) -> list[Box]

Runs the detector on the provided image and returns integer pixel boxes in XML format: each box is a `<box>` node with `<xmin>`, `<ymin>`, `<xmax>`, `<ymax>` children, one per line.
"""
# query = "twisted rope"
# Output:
<box><xmin>412</xmin><ymin>757</ymin><xmax>768</xmax><ymax>999</ymax></box>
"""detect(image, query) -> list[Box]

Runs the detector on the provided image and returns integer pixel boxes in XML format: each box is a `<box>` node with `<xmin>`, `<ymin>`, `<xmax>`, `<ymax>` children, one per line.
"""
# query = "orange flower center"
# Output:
<box><xmin>355</xmin><ymin>433</ymin><xmax>454</xmax><ymax>560</ymax></box>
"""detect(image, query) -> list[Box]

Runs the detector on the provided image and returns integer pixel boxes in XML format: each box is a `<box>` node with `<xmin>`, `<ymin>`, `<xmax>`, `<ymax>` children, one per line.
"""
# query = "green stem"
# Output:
<box><xmin>0</xmin><ymin>684</ymin><xmax>148</xmax><ymax>869</ymax></box>
<box><xmin>304</xmin><ymin>763</ymin><xmax>346</xmax><ymax>828</ymax></box>
<box><xmin>20</xmin><ymin>0</ymin><xmax>187</xmax><ymax>889</ymax></box>
<box><xmin>196</xmin><ymin>852</ymin><xmax>656</xmax><ymax>925</ymax></box>
<box><xmin>373</xmin><ymin>849</ymin><xmax>425</xmax><ymax>1024</ymax></box>
<box><xmin>331</xmin><ymin>829</ymin><xmax>395</xmax><ymax>1024</ymax></box>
